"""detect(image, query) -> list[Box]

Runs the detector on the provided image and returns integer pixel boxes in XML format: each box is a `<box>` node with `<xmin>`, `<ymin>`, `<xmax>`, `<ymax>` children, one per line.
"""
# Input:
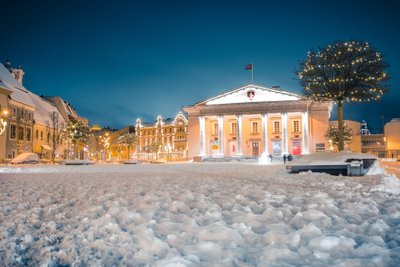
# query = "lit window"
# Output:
<box><xmin>274</xmin><ymin>121</ymin><xmax>280</xmax><ymax>133</ymax></box>
<box><xmin>293</xmin><ymin>121</ymin><xmax>300</xmax><ymax>133</ymax></box>
<box><xmin>231</xmin><ymin>122</ymin><xmax>237</xmax><ymax>135</ymax></box>
<box><xmin>252</xmin><ymin>122</ymin><xmax>258</xmax><ymax>134</ymax></box>
<box><xmin>10</xmin><ymin>124</ymin><xmax>16</xmax><ymax>140</ymax></box>
<box><xmin>213</xmin><ymin>123</ymin><xmax>218</xmax><ymax>135</ymax></box>
<box><xmin>26</xmin><ymin>128</ymin><xmax>31</xmax><ymax>141</ymax></box>
<box><xmin>18</xmin><ymin>127</ymin><xmax>24</xmax><ymax>141</ymax></box>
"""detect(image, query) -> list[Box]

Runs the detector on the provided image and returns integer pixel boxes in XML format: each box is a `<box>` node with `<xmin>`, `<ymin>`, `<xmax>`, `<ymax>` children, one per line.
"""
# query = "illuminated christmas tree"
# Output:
<box><xmin>62</xmin><ymin>118</ymin><xmax>91</xmax><ymax>159</ymax></box>
<box><xmin>297</xmin><ymin>40</ymin><xmax>389</xmax><ymax>151</ymax></box>
<box><xmin>326</xmin><ymin>123</ymin><xmax>353</xmax><ymax>151</ymax></box>
<box><xmin>118</xmin><ymin>133</ymin><xmax>137</xmax><ymax>159</ymax></box>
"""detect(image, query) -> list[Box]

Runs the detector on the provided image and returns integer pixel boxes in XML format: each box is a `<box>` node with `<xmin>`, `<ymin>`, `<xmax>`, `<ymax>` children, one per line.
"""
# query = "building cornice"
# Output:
<box><xmin>184</xmin><ymin>100</ymin><xmax>332</xmax><ymax>116</ymax></box>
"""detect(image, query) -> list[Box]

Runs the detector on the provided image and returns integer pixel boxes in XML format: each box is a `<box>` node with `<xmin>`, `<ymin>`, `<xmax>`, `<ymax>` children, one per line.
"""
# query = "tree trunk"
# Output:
<box><xmin>73</xmin><ymin>142</ymin><xmax>77</xmax><ymax>159</ymax></box>
<box><xmin>337</xmin><ymin>100</ymin><xmax>344</xmax><ymax>151</ymax></box>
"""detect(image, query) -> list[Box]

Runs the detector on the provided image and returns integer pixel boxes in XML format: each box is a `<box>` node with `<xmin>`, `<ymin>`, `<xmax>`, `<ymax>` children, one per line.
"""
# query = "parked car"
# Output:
<box><xmin>11</xmin><ymin>153</ymin><xmax>40</xmax><ymax>164</ymax></box>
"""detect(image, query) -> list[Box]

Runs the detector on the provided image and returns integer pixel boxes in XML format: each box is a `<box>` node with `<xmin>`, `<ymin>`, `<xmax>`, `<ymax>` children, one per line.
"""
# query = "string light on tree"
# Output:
<box><xmin>296</xmin><ymin>40</ymin><xmax>390</xmax><ymax>151</ymax></box>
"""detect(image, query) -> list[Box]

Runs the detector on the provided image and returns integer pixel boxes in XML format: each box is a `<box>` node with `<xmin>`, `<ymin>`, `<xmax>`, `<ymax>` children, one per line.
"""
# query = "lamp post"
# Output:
<box><xmin>99</xmin><ymin>132</ymin><xmax>111</xmax><ymax>162</ymax></box>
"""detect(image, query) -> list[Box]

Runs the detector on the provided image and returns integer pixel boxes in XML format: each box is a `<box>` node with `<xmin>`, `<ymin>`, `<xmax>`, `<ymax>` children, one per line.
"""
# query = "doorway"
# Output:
<box><xmin>252</xmin><ymin>142</ymin><xmax>259</xmax><ymax>157</ymax></box>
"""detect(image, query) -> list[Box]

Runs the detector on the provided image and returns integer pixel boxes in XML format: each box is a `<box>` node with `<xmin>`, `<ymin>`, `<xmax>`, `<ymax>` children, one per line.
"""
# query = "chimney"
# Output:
<box><xmin>272</xmin><ymin>85</ymin><xmax>281</xmax><ymax>90</ymax></box>
<box><xmin>3</xmin><ymin>59</ymin><xmax>25</xmax><ymax>85</ymax></box>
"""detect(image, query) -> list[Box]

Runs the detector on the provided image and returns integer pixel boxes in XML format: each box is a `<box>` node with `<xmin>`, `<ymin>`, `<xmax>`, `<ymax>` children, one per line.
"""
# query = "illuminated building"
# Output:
<box><xmin>183</xmin><ymin>84</ymin><xmax>332</xmax><ymax>161</ymax></box>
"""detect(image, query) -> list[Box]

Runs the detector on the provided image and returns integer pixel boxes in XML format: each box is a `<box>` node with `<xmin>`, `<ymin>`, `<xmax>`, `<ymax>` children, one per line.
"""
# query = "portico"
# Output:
<box><xmin>183</xmin><ymin>84</ymin><xmax>331</xmax><ymax>160</ymax></box>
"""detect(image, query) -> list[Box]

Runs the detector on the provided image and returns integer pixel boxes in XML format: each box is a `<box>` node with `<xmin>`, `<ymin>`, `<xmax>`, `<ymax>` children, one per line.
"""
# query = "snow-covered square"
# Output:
<box><xmin>1</xmin><ymin>163</ymin><xmax>400</xmax><ymax>266</ymax></box>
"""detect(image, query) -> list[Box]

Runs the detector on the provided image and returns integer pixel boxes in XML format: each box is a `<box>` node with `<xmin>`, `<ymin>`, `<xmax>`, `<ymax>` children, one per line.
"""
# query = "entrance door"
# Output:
<box><xmin>229</xmin><ymin>141</ymin><xmax>236</xmax><ymax>156</ymax></box>
<box><xmin>252</xmin><ymin>142</ymin><xmax>259</xmax><ymax>157</ymax></box>
<box><xmin>272</xmin><ymin>140</ymin><xmax>281</xmax><ymax>156</ymax></box>
<box><xmin>292</xmin><ymin>139</ymin><xmax>301</xmax><ymax>155</ymax></box>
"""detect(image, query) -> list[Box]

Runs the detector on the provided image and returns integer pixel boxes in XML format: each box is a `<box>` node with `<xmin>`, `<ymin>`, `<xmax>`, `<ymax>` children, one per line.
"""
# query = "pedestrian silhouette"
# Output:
<box><xmin>283</xmin><ymin>154</ymin><xmax>287</xmax><ymax>164</ymax></box>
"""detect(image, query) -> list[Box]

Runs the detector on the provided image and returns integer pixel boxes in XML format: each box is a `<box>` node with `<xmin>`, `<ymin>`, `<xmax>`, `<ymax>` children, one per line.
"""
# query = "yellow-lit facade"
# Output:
<box><xmin>135</xmin><ymin>112</ymin><xmax>188</xmax><ymax>161</ymax></box>
<box><xmin>184</xmin><ymin>84</ymin><xmax>331</xmax><ymax>160</ymax></box>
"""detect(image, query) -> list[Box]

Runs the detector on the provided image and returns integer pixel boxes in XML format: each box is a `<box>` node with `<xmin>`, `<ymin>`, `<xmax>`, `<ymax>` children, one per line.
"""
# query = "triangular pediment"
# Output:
<box><xmin>198</xmin><ymin>84</ymin><xmax>302</xmax><ymax>106</ymax></box>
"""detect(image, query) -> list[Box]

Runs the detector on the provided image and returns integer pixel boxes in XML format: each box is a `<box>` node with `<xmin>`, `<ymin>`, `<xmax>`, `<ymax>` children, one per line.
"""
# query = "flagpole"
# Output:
<box><xmin>251</xmin><ymin>63</ymin><xmax>254</xmax><ymax>84</ymax></box>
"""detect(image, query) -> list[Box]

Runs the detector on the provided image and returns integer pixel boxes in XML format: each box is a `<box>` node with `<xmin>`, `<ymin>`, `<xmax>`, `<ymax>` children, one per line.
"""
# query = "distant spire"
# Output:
<box><xmin>360</xmin><ymin>120</ymin><xmax>370</xmax><ymax>135</ymax></box>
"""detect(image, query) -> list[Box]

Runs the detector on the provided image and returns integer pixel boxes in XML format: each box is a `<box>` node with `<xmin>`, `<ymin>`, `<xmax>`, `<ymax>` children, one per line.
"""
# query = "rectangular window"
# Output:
<box><xmin>18</xmin><ymin>127</ymin><xmax>24</xmax><ymax>141</ymax></box>
<box><xmin>36</xmin><ymin>130</ymin><xmax>39</xmax><ymax>139</ymax></box>
<box><xmin>10</xmin><ymin>124</ymin><xmax>16</xmax><ymax>140</ymax></box>
<box><xmin>40</xmin><ymin>131</ymin><xmax>43</xmax><ymax>140</ymax></box>
<box><xmin>252</xmin><ymin>122</ymin><xmax>258</xmax><ymax>134</ymax></box>
<box><xmin>12</xmin><ymin>107</ymin><xmax>17</xmax><ymax>117</ymax></box>
<box><xmin>213</xmin><ymin>123</ymin><xmax>218</xmax><ymax>135</ymax></box>
<box><xmin>293</xmin><ymin>120</ymin><xmax>300</xmax><ymax>133</ymax></box>
<box><xmin>28</xmin><ymin>112</ymin><xmax>32</xmax><ymax>121</ymax></box>
<box><xmin>231</xmin><ymin>122</ymin><xmax>237</xmax><ymax>135</ymax></box>
<box><xmin>316</xmin><ymin>143</ymin><xmax>326</xmax><ymax>152</ymax></box>
<box><xmin>274</xmin><ymin>121</ymin><xmax>280</xmax><ymax>133</ymax></box>
<box><xmin>26</xmin><ymin>128</ymin><xmax>32</xmax><ymax>141</ymax></box>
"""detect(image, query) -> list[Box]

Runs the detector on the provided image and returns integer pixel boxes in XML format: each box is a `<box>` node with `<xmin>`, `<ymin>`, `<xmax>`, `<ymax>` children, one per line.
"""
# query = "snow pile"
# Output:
<box><xmin>370</xmin><ymin>175</ymin><xmax>400</xmax><ymax>196</ymax></box>
<box><xmin>10</xmin><ymin>153</ymin><xmax>40</xmax><ymax>164</ymax></box>
<box><xmin>0</xmin><ymin>163</ymin><xmax>399</xmax><ymax>265</ymax></box>
<box><xmin>366</xmin><ymin>161</ymin><xmax>387</xmax><ymax>175</ymax></box>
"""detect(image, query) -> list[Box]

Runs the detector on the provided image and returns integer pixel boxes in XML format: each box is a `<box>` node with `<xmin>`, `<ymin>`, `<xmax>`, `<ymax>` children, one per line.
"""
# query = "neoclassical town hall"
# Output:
<box><xmin>183</xmin><ymin>84</ymin><xmax>331</xmax><ymax>160</ymax></box>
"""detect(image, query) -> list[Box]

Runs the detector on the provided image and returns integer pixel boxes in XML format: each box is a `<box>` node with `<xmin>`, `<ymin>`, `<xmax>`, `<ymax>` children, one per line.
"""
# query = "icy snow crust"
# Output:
<box><xmin>0</xmin><ymin>163</ymin><xmax>399</xmax><ymax>266</ymax></box>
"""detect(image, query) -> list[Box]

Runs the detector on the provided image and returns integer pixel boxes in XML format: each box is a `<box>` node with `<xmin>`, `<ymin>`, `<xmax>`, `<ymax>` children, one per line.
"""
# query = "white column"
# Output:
<box><xmin>302</xmin><ymin>111</ymin><xmax>309</xmax><ymax>154</ymax></box>
<box><xmin>236</xmin><ymin>114</ymin><xmax>243</xmax><ymax>156</ymax></box>
<box><xmin>199</xmin><ymin>116</ymin><xmax>206</xmax><ymax>156</ymax></box>
<box><xmin>262</xmin><ymin>113</ymin><xmax>269</xmax><ymax>155</ymax></box>
<box><xmin>281</xmin><ymin>112</ymin><xmax>288</xmax><ymax>155</ymax></box>
<box><xmin>217</xmin><ymin>115</ymin><xmax>224</xmax><ymax>157</ymax></box>
<box><xmin>259</xmin><ymin>113</ymin><xmax>270</xmax><ymax>164</ymax></box>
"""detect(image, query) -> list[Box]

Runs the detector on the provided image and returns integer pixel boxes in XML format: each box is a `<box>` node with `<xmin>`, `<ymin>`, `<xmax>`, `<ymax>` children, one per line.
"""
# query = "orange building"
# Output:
<box><xmin>183</xmin><ymin>84</ymin><xmax>332</xmax><ymax>161</ymax></box>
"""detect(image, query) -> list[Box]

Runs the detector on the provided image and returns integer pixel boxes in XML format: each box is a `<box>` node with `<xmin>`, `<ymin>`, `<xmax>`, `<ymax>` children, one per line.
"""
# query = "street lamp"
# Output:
<box><xmin>0</xmin><ymin>104</ymin><xmax>9</xmax><ymax>135</ymax></box>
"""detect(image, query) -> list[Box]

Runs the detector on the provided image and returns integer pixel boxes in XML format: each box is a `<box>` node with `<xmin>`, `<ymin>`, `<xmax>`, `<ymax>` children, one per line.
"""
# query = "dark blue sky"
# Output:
<box><xmin>1</xmin><ymin>0</ymin><xmax>399</xmax><ymax>132</ymax></box>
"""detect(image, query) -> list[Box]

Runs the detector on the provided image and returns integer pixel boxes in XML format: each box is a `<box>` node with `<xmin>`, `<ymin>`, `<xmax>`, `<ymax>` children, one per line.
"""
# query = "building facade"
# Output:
<box><xmin>329</xmin><ymin>119</ymin><xmax>400</xmax><ymax>159</ymax></box>
<box><xmin>0</xmin><ymin>61</ymin><xmax>86</xmax><ymax>162</ymax></box>
<box><xmin>135</xmin><ymin>112</ymin><xmax>188</xmax><ymax>161</ymax></box>
<box><xmin>183</xmin><ymin>84</ymin><xmax>332</xmax><ymax>160</ymax></box>
<box><xmin>384</xmin><ymin>118</ymin><xmax>400</xmax><ymax>159</ymax></box>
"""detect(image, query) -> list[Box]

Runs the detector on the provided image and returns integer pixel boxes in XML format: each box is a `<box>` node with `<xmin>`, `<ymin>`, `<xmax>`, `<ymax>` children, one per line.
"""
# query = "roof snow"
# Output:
<box><xmin>0</xmin><ymin>63</ymin><xmax>65</xmax><ymax>125</ymax></box>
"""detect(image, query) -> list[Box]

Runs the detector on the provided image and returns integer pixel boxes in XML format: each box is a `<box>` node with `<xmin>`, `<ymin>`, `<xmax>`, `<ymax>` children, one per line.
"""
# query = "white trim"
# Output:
<box><xmin>197</xmin><ymin>84</ymin><xmax>303</xmax><ymax>106</ymax></box>
<box><xmin>199</xmin><ymin>116</ymin><xmax>206</xmax><ymax>156</ymax></box>
<box><xmin>282</xmin><ymin>113</ymin><xmax>288</xmax><ymax>155</ymax></box>
<box><xmin>302</xmin><ymin>111</ymin><xmax>309</xmax><ymax>154</ymax></box>
<box><xmin>217</xmin><ymin>115</ymin><xmax>224</xmax><ymax>157</ymax></box>
<box><xmin>235</xmin><ymin>115</ymin><xmax>243</xmax><ymax>156</ymax></box>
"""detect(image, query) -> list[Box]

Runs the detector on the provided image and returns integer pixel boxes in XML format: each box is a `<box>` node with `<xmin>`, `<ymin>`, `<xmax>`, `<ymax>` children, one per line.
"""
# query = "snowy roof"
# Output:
<box><xmin>0</xmin><ymin>63</ymin><xmax>35</xmax><ymax>107</ymax></box>
<box><xmin>0</xmin><ymin>63</ymin><xmax>65</xmax><ymax>125</ymax></box>
<box><xmin>30</xmin><ymin>94</ymin><xmax>65</xmax><ymax>125</ymax></box>
<box><xmin>196</xmin><ymin>84</ymin><xmax>303</xmax><ymax>106</ymax></box>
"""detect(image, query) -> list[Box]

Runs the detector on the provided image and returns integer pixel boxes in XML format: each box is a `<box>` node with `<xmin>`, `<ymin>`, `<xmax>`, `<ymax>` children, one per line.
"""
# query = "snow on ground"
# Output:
<box><xmin>0</xmin><ymin>163</ymin><xmax>399</xmax><ymax>266</ymax></box>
